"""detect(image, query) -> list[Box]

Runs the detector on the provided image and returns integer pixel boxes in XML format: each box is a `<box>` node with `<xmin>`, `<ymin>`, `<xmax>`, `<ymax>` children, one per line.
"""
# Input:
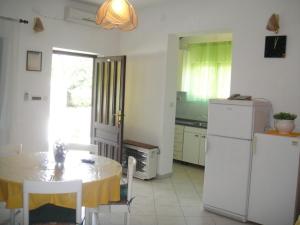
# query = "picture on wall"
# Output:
<box><xmin>264</xmin><ymin>36</ymin><xmax>287</xmax><ymax>58</ymax></box>
<box><xmin>26</xmin><ymin>51</ymin><xmax>42</xmax><ymax>71</ymax></box>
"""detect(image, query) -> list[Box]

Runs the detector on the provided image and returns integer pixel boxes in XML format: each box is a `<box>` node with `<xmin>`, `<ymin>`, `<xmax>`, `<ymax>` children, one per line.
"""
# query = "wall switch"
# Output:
<box><xmin>24</xmin><ymin>92</ymin><xmax>30</xmax><ymax>101</ymax></box>
<box><xmin>31</xmin><ymin>96</ymin><xmax>42</xmax><ymax>100</ymax></box>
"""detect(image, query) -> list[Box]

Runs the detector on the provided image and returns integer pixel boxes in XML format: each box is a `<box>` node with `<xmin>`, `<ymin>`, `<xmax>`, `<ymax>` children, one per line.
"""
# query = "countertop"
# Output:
<box><xmin>175</xmin><ymin>118</ymin><xmax>207</xmax><ymax>129</ymax></box>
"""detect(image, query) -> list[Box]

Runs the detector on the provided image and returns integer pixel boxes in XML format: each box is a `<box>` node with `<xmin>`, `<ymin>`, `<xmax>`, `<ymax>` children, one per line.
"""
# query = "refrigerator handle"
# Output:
<box><xmin>252</xmin><ymin>136</ymin><xmax>257</xmax><ymax>155</ymax></box>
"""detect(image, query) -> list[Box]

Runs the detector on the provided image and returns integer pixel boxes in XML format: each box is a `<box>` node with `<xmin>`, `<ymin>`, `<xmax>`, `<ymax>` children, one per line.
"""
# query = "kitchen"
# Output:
<box><xmin>172</xmin><ymin>33</ymin><xmax>232</xmax><ymax>167</ymax></box>
<box><xmin>172</xmin><ymin>32</ymin><xmax>300</xmax><ymax>225</ymax></box>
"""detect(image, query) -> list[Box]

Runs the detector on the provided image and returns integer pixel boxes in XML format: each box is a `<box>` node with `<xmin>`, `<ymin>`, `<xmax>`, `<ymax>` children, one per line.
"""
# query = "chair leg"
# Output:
<box><xmin>85</xmin><ymin>208</ymin><xmax>92</xmax><ymax>225</ymax></box>
<box><xmin>9</xmin><ymin>209</ymin><xmax>15</xmax><ymax>225</ymax></box>
<box><xmin>124</xmin><ymin>211</ymin><xmax>130</xmax><ymax>225</ymax></box>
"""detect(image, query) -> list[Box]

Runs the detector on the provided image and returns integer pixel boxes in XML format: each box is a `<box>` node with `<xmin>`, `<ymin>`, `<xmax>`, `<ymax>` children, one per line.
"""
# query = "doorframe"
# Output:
<box><xmin>165</xmin><ymin>30</ymin><xmax>233</xmax><ymax>174</ymax></box>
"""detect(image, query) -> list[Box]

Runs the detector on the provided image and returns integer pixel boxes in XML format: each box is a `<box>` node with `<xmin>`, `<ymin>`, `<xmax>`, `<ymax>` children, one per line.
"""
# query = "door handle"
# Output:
<box><xmin>113</xmin><ymin>112</ymin><xmax>125</xmax><ymax>124</ymax></box>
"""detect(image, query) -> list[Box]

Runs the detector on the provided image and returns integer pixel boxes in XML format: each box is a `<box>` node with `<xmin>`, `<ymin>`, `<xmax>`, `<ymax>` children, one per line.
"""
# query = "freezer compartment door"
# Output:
<box><xmin>208</xmin><ymin>103</ymin><xmax>253</xmax><ymax>139</ymax></box>
<box><xmin>203</xmin><ymin>136</ymin><xmax>251</xmax><ymax>216</ymax></box>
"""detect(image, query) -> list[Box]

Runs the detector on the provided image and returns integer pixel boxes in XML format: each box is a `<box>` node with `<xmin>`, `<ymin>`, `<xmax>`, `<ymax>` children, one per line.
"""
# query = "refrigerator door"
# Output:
<box><xmin>248</xmin><ymin>134</ymin><xmax>300</xmax><ymax>225</ymax></box>
<box><xmin>203</xmin><ymin>135</ymin><xmax>251</xmax><ymax>217</ymax></box>
<box><xmin>208</xmin><ymin>102</ymin><xmax>253</xmax><ymax>140</ymax></box>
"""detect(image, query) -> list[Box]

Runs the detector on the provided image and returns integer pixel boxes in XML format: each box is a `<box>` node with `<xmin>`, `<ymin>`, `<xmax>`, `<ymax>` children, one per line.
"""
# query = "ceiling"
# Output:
<box><xmin>75</xmin><ymin>0</ymin><xmax>171</xmax><ymax>9</ymax></box>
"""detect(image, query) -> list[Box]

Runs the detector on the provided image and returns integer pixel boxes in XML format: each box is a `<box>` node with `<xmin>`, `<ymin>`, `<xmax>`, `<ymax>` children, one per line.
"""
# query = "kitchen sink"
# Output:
<box><xmin>175</xmin><ymin>118</ymin><xmax>207</xmax><ymax>129</ymax></box>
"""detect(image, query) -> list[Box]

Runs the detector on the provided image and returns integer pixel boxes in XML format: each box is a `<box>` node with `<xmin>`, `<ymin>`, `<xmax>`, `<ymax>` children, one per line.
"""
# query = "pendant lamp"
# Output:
<box><xmin>96</xmin><ymin>0</ymin><xmax>138</xmax><ymax>31</ymax></box>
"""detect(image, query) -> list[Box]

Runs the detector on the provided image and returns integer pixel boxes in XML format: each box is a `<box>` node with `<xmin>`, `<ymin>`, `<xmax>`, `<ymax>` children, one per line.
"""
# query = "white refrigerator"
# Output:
<box><xmin>203</xmin><ymin>99</ymin><xmax>271</xmax><ymax>222</ymax></box>
<box><xmin>248</xmin><ymin>133</ymin><xmax>300</xmax><ymax>225</ymax></box>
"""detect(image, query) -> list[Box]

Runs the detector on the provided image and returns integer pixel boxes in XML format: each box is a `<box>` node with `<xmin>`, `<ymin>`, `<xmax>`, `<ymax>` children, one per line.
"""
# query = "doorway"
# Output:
<box><xmin>49</xmin><ymin>51</ymin><xmax>94</xmax><ymax>145</ymax></box>
<box><xmin>170</xmin><ymin>32</ymin><xmax>232</xmax><ymax>168</ymax></box>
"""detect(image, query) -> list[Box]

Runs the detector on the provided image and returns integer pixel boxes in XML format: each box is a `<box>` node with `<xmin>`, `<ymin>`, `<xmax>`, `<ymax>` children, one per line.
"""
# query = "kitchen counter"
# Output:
<box><xmin>175</xmin><ymin>118</ymin><xmax>207</xmax><ymax>129</ymax></box>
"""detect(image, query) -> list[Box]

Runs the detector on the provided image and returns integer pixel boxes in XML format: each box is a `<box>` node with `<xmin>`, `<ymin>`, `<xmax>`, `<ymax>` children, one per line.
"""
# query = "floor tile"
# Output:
<box><xmin>130</xmin><ymin>215</ymin><xmax>157</xmax><ymax>225</ymax></box>
<box><xmin>178</xmin><ymin>196</ymin><xmax>202</xmax><ymax>206</ymax></box>
<box><xmin>181</xmin><ymin>205</ymin><xmax>207</xmax><ymax>217</ymax></box>
<box><xmin>131</xmin><ymin>203</ymin><xmax>156</xmax><ymax>215</ymax></box>
<box><xmin>155</xmin><ymin>195</ymin><xmax>180</xmax><ymax>206</ymax></box>
<box><xmin>156</xmin><ymin>205</ymin><xmax>184</xmax><ymax>216</ymax></box>
<box><xmin>185</xmin><ymin>216</ymin><xmax>215</xmax><ymax>225</ymax></box>
<box><xmin>157</xmin><ymin>216</ymin><xmax>187</xmax><ymax>225</ymax></box>
<box><xmin>132</xmin><ymin>195</ymin><xmax>154</xmax><ymax>206</ymax></box>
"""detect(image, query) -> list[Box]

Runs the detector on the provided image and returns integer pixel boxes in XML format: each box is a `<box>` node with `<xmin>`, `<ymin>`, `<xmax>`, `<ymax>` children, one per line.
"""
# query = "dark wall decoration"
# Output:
<box><xmin>264</xmin><ymin>36</ymin><xmax>287</xmax><ymax>58</ymax></box>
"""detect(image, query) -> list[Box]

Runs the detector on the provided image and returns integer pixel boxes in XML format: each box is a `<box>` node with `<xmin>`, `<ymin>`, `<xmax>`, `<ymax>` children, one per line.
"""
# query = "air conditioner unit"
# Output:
<box><xmin>64</xmin><ymin>7</ymin><xmax>97</xmax><ymax>27</ymax></box>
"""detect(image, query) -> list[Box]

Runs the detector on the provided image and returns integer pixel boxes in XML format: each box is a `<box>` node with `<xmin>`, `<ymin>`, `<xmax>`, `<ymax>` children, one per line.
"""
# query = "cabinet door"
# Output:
<box><xmin>183</xmin><ymin>131</ymin><xmax>200</xmax><ymax>164</ymax></box>
<box><xmin>248</xmin><ymin>134</ymin><xmax>300</xmax><ymax>225</ymax></box>
<box><xmin>203</xmin><ymin>136</ymin><xmax>251</xmax><ymax>216</ymax></box>
<box><xmin>198</xmin><ymin>133</ymin><xmax>206</xmax><ymax>166</ymax></box>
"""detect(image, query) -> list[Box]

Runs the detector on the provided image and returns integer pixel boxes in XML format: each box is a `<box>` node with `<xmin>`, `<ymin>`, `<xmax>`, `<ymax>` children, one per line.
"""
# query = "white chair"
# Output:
<box><xmin>86</xmin><ymin>156</ymin><xmax>136</xmax><ymax>225</ymax></box>
<box><xmin>65</xmin><ymin>143</ymin><xmax>98</xmax><ymax>155</ymax></box>
<box><xmin>0</xmin><ymin>144</ymin><xmax>22</xmax><ymax>224</ymax></box>
<box><xmin>23</xmin><ymin>180</ymin><xmax>82</xmax><ymax>225</ymax></box>
<box><xmin>0</xmin><ymin>144</ymin><xmax>22</xmax><ymax>157</ymax></box>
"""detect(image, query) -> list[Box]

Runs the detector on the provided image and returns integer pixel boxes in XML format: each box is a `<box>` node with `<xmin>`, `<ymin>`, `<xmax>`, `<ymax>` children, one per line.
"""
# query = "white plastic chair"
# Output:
<box><xmin>86</xmin><ymin>156</ymin><xmax>136</xmax><ymax>225</ymax></box>
<box><xmin>0</xmin><ymin>144</ymin><xmax>22</xmax><ymax>157</ymax></box>
<box><xmin>65</xmin><ymin>143</ymin><xmax>98</xmax><ymax>155</ymax></box>
<box><xmin>23</xmin><ymin>180</ymin><xmax>82</xmax><ymax>225</ymax></box>
<box><xmin>0</xmin><ymin>144</ymin><xmax>22</xmax><ymax>224</ymax></box>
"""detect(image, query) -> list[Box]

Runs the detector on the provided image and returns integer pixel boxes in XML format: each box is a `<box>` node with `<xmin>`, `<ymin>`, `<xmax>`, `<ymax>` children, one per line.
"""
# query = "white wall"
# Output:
<box><xmin>0</xmin><ymin>20</ymin><xmax>20</xmax><ymax>145</ymax></box>
<box><xmin>121</xmin><ymin>0</ymin><xmax>300</xmax><ymax>175</ymax></box>
<box><xmin>1</xmin><ymin>0</ymin><xmax>299</xmax><ymax>175</ymax></box>
<box><xmin>0</xmin><ymin>0</ymin><xmax>120</xmax><ymax>151</ymax></box>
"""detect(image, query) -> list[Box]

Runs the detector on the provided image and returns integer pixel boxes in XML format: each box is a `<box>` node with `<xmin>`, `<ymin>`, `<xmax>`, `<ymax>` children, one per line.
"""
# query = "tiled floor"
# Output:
<box><xmin>0</xmin><ymin>162</ymin><xmax>254</xmax><ymax>225</ymax></box>
<box><xmin>94</xmin><ymin>162</ymin><xmax>254</xmax><ymax>225</ymax></box>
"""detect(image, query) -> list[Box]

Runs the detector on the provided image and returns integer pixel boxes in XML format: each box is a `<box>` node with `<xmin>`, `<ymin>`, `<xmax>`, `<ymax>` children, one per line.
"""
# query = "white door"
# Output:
<box><xmin>248</xmin><ymin>134</ymin><xmax>300</xmax><ymax>225</ymax></box>
<box><xmin>208</xmin><ymin>103</ymin><xmax>253</xmax><ymax>139</ymax></box>
<box><xmin>183</xmin><ymin>131</ymin><xmax>200</xmax><ymax>164</ymax></box>
<box><xmin>203</xmin><ymin>135</ymin><xmax>251</xmax><ymax>216</ymax></box>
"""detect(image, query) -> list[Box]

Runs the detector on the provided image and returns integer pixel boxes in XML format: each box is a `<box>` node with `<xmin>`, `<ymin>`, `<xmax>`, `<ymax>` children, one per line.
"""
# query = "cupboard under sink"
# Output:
<box><xmin>173</xmin><ymin>118</ymin><xmax>207</xmax><ymax>166</ymax></box>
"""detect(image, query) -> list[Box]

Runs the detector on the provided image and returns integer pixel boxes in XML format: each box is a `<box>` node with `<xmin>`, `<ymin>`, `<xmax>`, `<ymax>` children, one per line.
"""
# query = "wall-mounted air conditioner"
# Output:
<box><xmin>64</xmin><ymin>7</ymin><xmax>97</xmax><ymax>27</ymax></box>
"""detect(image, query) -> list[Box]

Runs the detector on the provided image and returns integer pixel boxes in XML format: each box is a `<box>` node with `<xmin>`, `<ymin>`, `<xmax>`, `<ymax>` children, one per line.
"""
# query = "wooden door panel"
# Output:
<box><xmin>92</xmin><ymin>56</ymin><xmax>126</xmax><ymax>162</ymax></box>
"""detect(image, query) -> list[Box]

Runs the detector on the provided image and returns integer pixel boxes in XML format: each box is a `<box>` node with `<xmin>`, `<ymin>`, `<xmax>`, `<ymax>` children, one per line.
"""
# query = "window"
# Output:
<box><xmin>181</xmin><ymin>41</ymin><xmax>232</xmax><ymax>102</ymax></box>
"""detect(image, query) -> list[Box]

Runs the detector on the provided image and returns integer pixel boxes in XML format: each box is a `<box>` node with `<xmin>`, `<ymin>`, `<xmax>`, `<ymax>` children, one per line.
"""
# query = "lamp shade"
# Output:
<box><xmin>96</xmin><ymin>0</ymin><xmax>137</xmax><ymax>31</ymax></box>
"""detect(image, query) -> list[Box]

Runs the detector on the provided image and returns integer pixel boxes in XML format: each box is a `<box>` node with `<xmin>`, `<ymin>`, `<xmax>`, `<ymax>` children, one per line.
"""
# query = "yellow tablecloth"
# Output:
<box><xmin>0</xmin><ymin>151</ymin><xmax>122</xmax><ymax>209</ymax></box>
<box><xmin>296</xmin><ymin>217</ymin><xmax>300</xmax><ymax>225</ymax></box>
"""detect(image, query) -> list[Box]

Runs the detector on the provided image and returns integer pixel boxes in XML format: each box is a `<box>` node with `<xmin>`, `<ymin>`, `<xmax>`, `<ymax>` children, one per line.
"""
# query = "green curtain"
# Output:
<box><xmin>181</xmin><ymin>41</ymin><xmax>232</xmax><ymax>101</ymax></box>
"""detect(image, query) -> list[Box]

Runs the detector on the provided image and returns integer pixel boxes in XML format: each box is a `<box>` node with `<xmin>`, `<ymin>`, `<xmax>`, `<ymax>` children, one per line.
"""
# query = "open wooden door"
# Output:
<box><xmin>91</xmin><ymin>56</ymin><xmax>126</xmax><ymax>162</ymax></box>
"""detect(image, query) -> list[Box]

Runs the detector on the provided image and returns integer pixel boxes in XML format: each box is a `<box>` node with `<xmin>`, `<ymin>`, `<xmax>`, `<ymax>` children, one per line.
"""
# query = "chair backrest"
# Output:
<box><xmin>127</xmin><ymin>156</ymin><xmax>136</xmax><ymax>201</ymax></box>
<box><xmin>65</xmin><ymin>143</ymin><xmax>98</xmax><ymax>155</ymax></box>
<box><xmin>23</xmin><ymin>180</ymin><xmax>82</xmax><ymax>225</ymax></box>
<box><xmin>0</xmin><ymin>144</ymin><xmax>22</xmax><ymax>157</ymax></box>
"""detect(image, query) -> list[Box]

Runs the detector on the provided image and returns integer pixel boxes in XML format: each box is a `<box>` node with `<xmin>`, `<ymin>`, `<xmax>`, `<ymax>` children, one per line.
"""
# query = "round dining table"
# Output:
<box><xmin>0</xmin><ymin>150</ymin><xmax>122</xmax><ymax>210</ymax></box>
